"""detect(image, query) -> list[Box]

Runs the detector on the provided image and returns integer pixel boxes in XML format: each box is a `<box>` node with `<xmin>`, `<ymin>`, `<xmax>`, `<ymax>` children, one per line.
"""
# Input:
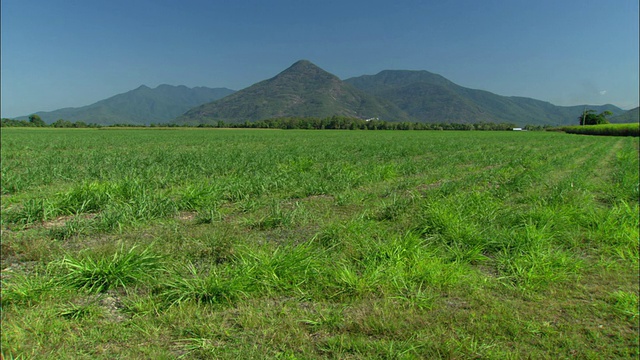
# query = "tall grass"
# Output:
<box><xmin>560</xmin><ymin>123</ymin><xmax>639</xmax><ymax>136</ymax></box>
<box><xmin>57</xmin><ymin>245</ymin><xmax>165</xmax><ymax>293</ymax></box>
<box><xmin>161</xmin><ymin>262</ymin><xmax>251</xmax><ymax>306</ymax></box>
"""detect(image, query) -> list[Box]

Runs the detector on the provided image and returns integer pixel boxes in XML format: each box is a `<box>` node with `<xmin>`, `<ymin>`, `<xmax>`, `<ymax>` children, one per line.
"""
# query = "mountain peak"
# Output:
<box><xmin>288</xmin><ymin>59</ymin><xmax>316</xmax><ymax>69</ymax></box>
<box><xmin>177</xmin><ymin>60</ymin><xmax>411</xmax><ymax>124</ymax></box>
<box><xmin>280</xmin><ymin>60</ymin><xmax>328</xmax><ymax>74</ymax></box>
<box><xmin>272</xmin><ymin>59</ymin><xmax>338</xmax><ymax>85</ymax></box>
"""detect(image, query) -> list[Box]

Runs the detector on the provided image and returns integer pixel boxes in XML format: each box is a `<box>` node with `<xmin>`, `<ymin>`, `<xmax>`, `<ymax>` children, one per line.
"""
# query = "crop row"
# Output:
<box><xmin>560</xmin><ymin>122</ymin><xmax>639</xmax><ymax>136</ymax></box>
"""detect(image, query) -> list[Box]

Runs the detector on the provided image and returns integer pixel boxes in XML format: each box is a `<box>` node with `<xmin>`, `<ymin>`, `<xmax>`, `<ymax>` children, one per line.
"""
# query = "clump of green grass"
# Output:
<box><xmin>193</xmin><ymin>207</ymin><xmax>222</xmax><ymax>224</ymax></box>
<box><xmin>57</xmin><ymin>300</ymin><xmax>102</xmax><ymax>320</ymax></box>
<box><xmin>237</xmin><ymin>241</ymin><xmax>321</xmax><ymax>294</ymax></box>
<box><xmin>608</xmin><ymin>290</ymin><xmax>639</xmax><ymax>319</ymax></box>
<box><xmin>161</xmin><ymin>263</ymin><xmax>251</xmax><ymax>306</ymax></box>
<box><xmin>57</xmin><ymin>245</ymin><xmax>165</xmax><ymax>293</ymax></box>
<box><xmin>373</xmin><ymin>194</ymin><xmax>412</xmax><ymax>221</ymax></box>
<box><xmin>248</xmin><ymin>202</ymin><xmax>303</xmax><ymax>230</ymax></box>
<box><xmin>333</xmin><ymin>263</ymin><xmax>384</xmax><ymax>298</ymax></box>
<box><xmin>1</xmin><ymin>269</ymin><xmax>56</xmax><ymax>306</ymax></box>
<box><xmin>496</xmin><ymin>247</ymin><xmax>583</xmax><ymax>291</ymax></box>
<box><xmin>48</xmin><ymin>217</ymin><xmax>91</xmax><ymax>240</ymax></box>
<box><xmin>323</xmin><ymin>231</ymin><xmax>469</xmax><ymax>300</ymax></box>
<box><xmin>3</xmin><ymin>198</ymin><xmax>58</xmax><ymax>226</ymax></box>
<box><xmin>176</xmin><ymin>182</ymin><xmax>223</xmax><ymax>211</ymax></box>
<box><xmin>57</xmin><ymin>181</ymin><xmax>115</xmax><ymax>214</ymax></box>
<box><xmin>417</xmin><ymin>192</ymin><xmax>495</xmax><ymax>264</ymax></box>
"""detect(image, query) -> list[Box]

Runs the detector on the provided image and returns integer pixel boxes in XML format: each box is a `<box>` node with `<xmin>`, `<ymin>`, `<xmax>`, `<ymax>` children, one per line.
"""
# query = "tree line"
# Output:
<box><xmin>2</xmin><ymin>114</ymin><xmax>552</xmax><ymax>131</ymax></box>
<box><xmin>188</xmin><ymin>116</ymin><xmax>551</xmax><ymax>131</ymax></box>
<box><xmin>1</xmin><ymin>115</ymin><xmax>100</xmax><ymax>128</ymax></box>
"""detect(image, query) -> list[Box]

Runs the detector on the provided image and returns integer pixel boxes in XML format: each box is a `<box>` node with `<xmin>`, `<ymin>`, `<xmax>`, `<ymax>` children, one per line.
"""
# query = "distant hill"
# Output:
<box><xmin>344</xmin><ymin>70</ymin><xmax>624</xmax><ymax>126</ymax></box>
<box><xmin>18</xmin><ymin>85</ymin><xmax>235</xmax><ymax>125</ymax></box>
<box><xmin>609</xmin><ymin>107</ymin><xmax>640</xmax><ymax>123</ymax></box>
<box><xmin>176</xmin><ymin>60</ymin><xmax>412</xmax><ymax>125</ymax></box>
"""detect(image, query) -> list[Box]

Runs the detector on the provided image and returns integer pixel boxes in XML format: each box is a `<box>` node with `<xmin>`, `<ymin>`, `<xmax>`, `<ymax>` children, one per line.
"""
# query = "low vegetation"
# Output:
<box><xmin>1</xmin><ymin>128</ymin><xmax>638</xmax><ymax>358</ymax></box>
<box><xmin>2</xmin><ymin>114</ymin><xmax>540</xmax><ymax>131</ymax></box>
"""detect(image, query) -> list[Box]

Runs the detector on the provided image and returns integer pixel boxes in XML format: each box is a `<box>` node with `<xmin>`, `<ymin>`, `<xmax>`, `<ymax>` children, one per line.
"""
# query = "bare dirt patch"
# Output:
<box><xmin>41</xmin><ymin>213</ymin><xmax>97</xmax><ymax>229</ymax></box>
<box><xmin>177</xmin><ymin>212</ymin><xmax>197</xmax><ymax>222</ymax></box>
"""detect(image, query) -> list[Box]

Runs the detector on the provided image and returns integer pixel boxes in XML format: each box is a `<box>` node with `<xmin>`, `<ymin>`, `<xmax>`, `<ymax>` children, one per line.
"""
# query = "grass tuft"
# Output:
<box><xmin>57</xmin><ymin>245</ymin><xmax>165</xmax><ymax>293</ymax></box>
<box><xmin>161</xmin><ymin>262</ymin><xmax>250</xmax><ymax>306</ymax></box>
<box><xmin>1</xmin><ymin>270</ymin><xmax>56</xmax><ymax>306</ymax></box>
<box><xmin>609</xmin><ymin>290</ymin><xmax>639</xmax><ymax>319</ymax></box>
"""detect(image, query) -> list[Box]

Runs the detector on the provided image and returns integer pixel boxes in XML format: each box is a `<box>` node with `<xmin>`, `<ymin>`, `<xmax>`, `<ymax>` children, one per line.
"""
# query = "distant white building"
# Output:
<box><xmin>513</xmin><ymin>128</ymin><xmax>523</xmax><ymax>131</ymax></box>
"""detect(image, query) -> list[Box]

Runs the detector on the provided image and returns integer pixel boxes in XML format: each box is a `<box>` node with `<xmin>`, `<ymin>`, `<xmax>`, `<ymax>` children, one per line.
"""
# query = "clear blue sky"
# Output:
<box><xmin>2</xmin><ymin>0</ymin><xmax>638</xmax><ymax>118</ymax></box>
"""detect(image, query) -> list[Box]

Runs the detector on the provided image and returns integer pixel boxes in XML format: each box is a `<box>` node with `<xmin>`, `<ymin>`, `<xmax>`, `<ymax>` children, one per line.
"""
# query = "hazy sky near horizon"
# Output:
<box><xmin>2</xmin><ymin>0</ymin><xmax>639</xmax><ymax>118</ymax></box>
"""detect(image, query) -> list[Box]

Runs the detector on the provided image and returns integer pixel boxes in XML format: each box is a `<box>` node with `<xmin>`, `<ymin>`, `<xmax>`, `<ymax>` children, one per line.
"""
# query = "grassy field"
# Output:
<box><xmin>1</xmin><ymin>128</ymin><xmax>638</xmax><ymax>359</ymax></box>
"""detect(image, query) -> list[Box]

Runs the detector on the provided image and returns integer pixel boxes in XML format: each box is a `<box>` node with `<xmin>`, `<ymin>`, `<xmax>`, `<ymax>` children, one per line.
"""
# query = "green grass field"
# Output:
<box><xmin>1</xmin><ymin>128</ymin><xmax>638</xmax><ymax>359</ymax></box>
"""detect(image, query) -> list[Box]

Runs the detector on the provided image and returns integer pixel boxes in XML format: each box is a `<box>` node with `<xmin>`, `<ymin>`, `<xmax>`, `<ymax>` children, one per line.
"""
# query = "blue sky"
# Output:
<box><xmin>2</xmin><ymin>0</ymin><xmax>638</xmax><ymax>118</ymax></box>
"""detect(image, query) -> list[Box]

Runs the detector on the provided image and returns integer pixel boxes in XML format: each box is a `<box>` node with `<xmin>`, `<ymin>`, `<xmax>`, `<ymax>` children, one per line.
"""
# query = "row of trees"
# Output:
<box><xmin>193</xmin><ymin>116</ymin><xmax>533</xmax><ymax>131</ymax></box>
<box><xmin>2</xmin><ymin>114</ymin><xmax>550</xmax><ymax>131</ymax></box>
<box><xmin>2</xmin><ymin>109</ymin><xmax>610</xmax><ymax>129</ymax></box>
<box><xmin>1</xmin><ymin>115</ymin><xmax>99</xmax><ymax>128</ymax></box>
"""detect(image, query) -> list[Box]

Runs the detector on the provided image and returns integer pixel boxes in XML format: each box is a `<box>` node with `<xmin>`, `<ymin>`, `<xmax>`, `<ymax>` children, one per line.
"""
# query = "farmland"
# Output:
<box><xmin>559</xmin><ymin>123</ymin><xmax>640</xmax><ymax>137</ymax></box>
<box><xmin>1</xmin><ymin>128</ymin><xmax>638</xmax><ymax>359</ymax></box>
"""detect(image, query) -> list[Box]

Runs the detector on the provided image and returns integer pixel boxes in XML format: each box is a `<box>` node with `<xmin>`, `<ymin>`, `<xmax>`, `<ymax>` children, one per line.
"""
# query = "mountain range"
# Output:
<box><xmin>177</xmin><ymin>60</ymin><xmax>625</xmax><ymax>126</ymax></box>
<box><xmin>17</xmin><ymin>85</ymin><xmax>234</xmax><ymax>125</ymax></box>
<box><xmin>16</xmin><ymin>60</ymin><xmax>635</xmax><ymax>126</ymax></box>
<box><xmin>609</xmin><ymin>107</ymin><xmax>639</xmax><ymax>123</ymax></box>
<box><xmin>345</xmin><ymin>70</ymin><xmax>625</xmax><ymax>125</ymax></box>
